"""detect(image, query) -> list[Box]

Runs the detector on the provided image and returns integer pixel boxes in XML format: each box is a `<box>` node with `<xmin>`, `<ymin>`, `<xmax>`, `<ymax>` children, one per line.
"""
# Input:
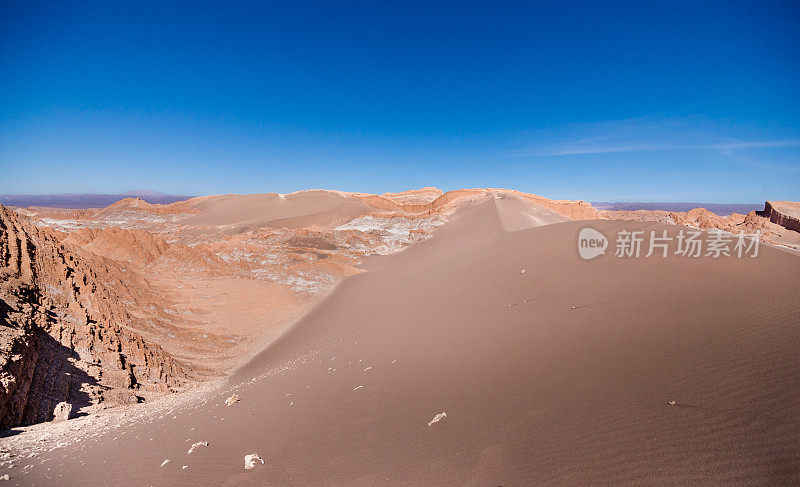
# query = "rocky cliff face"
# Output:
<box><xmin>761</xmin><ymin>201</ymin><xmax>800</xmax><ymax>234</ymax></box>
<box><xmin>0</xmin><ymin>205</ymin><xmax>187</xmax><ymax>428</ymax></box>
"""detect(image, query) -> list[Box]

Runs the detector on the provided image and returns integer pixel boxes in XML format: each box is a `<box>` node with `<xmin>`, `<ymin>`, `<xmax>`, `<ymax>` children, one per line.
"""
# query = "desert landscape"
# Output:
<box><xmin>0</xmin><ymin>188</ymin><xmax>799</xmax><ymax>485</ymax></box>
<box><xmin>3</xmin><ymin>1</ymin><xmax>799</xmax><ymax>484</ymax></box>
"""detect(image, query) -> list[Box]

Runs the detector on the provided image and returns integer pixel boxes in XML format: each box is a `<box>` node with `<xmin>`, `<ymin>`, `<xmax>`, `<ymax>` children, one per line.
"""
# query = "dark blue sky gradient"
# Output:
<box><xmin>1</xmin><ymin>1</ymin><xmax>799</xmax><ymax>201</ymax></box>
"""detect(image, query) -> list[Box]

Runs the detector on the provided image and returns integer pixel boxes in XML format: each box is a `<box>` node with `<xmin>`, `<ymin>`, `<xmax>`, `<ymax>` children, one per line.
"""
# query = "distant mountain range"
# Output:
<box><xmin>0</xmin><ymin>192</ymin><xmax>768</xmax><ymax>216</ymax></box>
<box><xmin>0</xmin><ymin>191</ymin><xmax>193</xmax><ymax>209</ymax></box>
<box><xmin>592</xmin><ymin>202</ymin><xmax>764</xmax><ymax>215</ymax></box>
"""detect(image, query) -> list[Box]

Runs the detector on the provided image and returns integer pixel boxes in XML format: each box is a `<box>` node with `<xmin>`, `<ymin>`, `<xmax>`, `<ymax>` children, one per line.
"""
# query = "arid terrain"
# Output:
<box><xmin>1</xmin><ymin>188</ymin><xmax>799</xmax><ymax>485</ymax></box>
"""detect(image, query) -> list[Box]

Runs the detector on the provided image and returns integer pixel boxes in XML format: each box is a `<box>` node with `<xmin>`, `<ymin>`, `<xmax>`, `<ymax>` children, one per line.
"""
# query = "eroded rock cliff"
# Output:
<box><xmin>761</xmin><ymin>201</ymin><xmax>800</xmax><ymax>234</ymax></box>
<box><xmin>0</xmin><ymin>205</ymin><xmax>186</xmax><ymax>428</ymax></box>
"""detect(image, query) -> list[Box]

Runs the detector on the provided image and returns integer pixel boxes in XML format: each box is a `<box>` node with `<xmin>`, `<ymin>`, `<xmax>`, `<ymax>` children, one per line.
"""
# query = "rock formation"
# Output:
<box><xmin>0</xmin><ymin>205</ymin><xmax>187</xmax><ymax>428</ymax></box>
<box><xmin>601</xmin><ymin>204</ymin><xmax>800</xmax><ymax>249</ymax></box>
<box><xmin>760</xmin><ymin>201</ymin><xmax>800</xmax><ymax>234</ymax></box>
<box><xmin>52</xmin><ymin>401</ymin><xmax>71</xmax><ymax>422</ymax></box>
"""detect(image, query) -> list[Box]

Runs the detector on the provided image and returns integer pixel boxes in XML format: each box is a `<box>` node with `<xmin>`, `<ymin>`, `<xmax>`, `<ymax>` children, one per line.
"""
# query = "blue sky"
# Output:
<box><xmin>1</xmin><ymin>1</ymin><xmax>798</xmax><ymax>202</ymax></box>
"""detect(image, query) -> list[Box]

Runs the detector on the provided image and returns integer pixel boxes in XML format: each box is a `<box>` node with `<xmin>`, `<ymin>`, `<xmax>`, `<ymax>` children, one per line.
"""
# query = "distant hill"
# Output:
<box><xmin>0</xmin><ymin>191</ymin><xmax>193</xmax><ymax>209</ymax></box>
<box><xmin>593</xmin><ymin>202</ymin><xmax>763</xmax><ymax>215</ymax></box>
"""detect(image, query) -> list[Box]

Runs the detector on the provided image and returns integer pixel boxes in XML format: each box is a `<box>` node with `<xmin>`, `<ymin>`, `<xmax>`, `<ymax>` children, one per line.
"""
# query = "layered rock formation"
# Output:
<box><xmin>760</xmin><ymin>201</ymin><xmax>800</xmax><ymax>234</ymax></box>
<box><xmin>0</xmin><ymin>206</ymin><xmax>186</xmax><ymax>428</ymax></box>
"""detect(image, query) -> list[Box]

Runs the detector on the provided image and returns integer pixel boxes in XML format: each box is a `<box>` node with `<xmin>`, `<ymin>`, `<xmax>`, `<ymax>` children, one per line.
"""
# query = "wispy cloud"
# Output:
<box><xmin>513</xmin><ymin>139</ymin><xmax>800</xmax><ymax>157</ymax></box>
<box><xmin>508</xmin><ymin>117</ymin><xmax>800</xmax><ymax>158</ymax></box>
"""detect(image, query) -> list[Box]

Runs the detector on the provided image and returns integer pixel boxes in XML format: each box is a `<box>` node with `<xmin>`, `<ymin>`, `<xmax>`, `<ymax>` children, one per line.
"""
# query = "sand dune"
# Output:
<box><xmin>343</xmin><ymin>187</ymin><xmax>600</xmax><ymax>221</ymax></box>
<box><xmin>11</xmin><ymin>196</ymin><xmax>800</xmax><ymax>485</ymax></box>
<box><xmin>494</xmin><ymin>194</ymin><xmax>568</xmax><ymax>230</ymax></box>
<box><xmin>184</xmin><ymin>191</ymin><xmax>372</xmax><ymax>232</ymax></box>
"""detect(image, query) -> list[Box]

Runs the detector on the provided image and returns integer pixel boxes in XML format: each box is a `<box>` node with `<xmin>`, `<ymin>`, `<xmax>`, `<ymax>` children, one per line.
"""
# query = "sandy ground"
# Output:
<box><xmin>494</xmin><ymin>194</ymin><xmax>568</xmax><ymax>230</ymax></box>
<box><xmin>4</xmin><ymin>198</ymin><xmax>800</xmax><ymax>485</ymax></box>
<box><xmin>184</xmin><ymin>191</ymin><xmax>371</xmax><ymax>234</ymax></box>
<box><xmin>139</xmin><ymin>275</ymin><xmax>314</xmax><ymax>374</ymax></box>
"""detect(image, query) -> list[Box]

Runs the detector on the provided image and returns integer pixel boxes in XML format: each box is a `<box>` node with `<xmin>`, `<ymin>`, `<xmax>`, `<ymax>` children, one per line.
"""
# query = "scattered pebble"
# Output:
<box><xmin>187</xmin><ymin>442</ymin><xmax>209</xmax><ymax>454</ymax></box>
<box><xmin>225</xmin><ymin>394</ymin><xmax>239</xmax><ymax>406</ymax></box>
<box><xmin>244</xmin><ymin>453</ymin><xmax>264</xmax><ymax>470</ymax></box>
<box><xmin>520</xmin><ymin>269</ymin><xmax>526</xmax><ymax>274</ymax></box>
<box><xmin>364</xmin><ymin>367</ymin><xmax>372</xmax><ymax>372</ymax></box>
<box><xmin>668</xmin><ymin>401</ymin><xmax>676</xmax><ymax>406</ymax></box>
<box><xmin>427</xmin><ymin>412</ymin><xmax>447</xmax><ymax>427</ymax></box>
<box><xmin>353</xmin><ymin>385</ymin><xmax>363</xmax><ymax>391</ymax></box>
<box><xmin>160</xmin><ymin>459</ymin><xmax>170</xmax><ymax>467</ymax></box>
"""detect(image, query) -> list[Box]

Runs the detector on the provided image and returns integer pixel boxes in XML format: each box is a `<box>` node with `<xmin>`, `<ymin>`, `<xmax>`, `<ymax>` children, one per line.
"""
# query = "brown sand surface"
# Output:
<box><xmin>13</xmin><ymin>200</ymin><xmax>800</xmax><ymax>485</ymax></box>
<box><xmin>184</xmin><ymin>191</ymin><xmax>371</xmax><ymax>232</ymax></box>
<box><xmin>494</xmin><ymin>194</ymin><xmax>568</xmax><ymax>230</ymax></box>
<box><xmin>137</xmin><ymin>275</ymin><xmax>311</xmax><ymax>375</ymax></box>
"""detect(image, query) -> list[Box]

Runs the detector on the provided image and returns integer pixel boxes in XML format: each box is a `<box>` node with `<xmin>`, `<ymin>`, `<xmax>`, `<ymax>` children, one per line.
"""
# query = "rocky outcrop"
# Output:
<box><xmin>760</xmin><ymin>201</ymin><xmax>800</xmax><ymax>234</ymax></box>
<box><xmin>62</xmin><ymin>227</ymin><xmax>171</xmax><ymax>265</ymax></box>
<box><xmin>0</xmin><ymin>313</ymin><xmax>38</xmax><ymax>430</ymax></box>
<box><xmin>510</xmin><ymin>191</ymin><xmax>600</xmax><ymax>220</ymax></box>
<box><xmin>670</xmin><ymin>207</ymin><xmax>729</xmax><ymax>230</ymax></box>
<box><xmin>0</xmin><ymin>205</ymin><xmax>187</xmax><ymax>428</ymax></box>
<box><xmin>601</xmin><ymin>204</ymin><xmax>800</xmax><ymax>249</ymax></box>
<box><xmin>93</xmin><ymin>197</ymin><xmax>200</xmax><ymax>218</ymax></box>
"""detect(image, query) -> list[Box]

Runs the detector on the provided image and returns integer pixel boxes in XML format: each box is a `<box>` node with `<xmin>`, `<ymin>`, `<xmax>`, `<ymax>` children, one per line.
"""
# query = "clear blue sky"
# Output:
<box><xmin>1</xmin><ymin>1</ymin><xmax>798</xmax><ymax>202</ymax></box>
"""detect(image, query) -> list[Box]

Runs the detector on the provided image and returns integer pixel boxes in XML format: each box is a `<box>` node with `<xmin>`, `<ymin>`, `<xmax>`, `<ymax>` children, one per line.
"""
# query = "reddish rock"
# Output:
<box><xmin>0</xmin><ymin>205</ymin><xmax>187</xmax><ymax>428</ymax></box>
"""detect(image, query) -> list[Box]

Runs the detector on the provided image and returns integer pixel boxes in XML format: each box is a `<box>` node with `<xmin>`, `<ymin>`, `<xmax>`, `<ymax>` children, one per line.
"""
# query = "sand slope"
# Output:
<box><xmin>14</xmin><ymin>200</ymin><xmax>800</xmax><ymax>485</ymax></box>
<box><xmin>494</xmin><ymin>194</ymin><xmax>568</xmax><ymax>230</ymax></box>
<box><xmin>184</xmin><ymin>191</ymin><xmax>371</xmax><ymax>232</ymax></box>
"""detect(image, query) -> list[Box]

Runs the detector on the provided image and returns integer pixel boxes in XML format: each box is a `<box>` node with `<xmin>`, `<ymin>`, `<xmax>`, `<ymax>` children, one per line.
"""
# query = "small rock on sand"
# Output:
<box><xmin>668</xmin><ymin>401</ymin><xmax>676</xmax><ymax>405</ymax></box>
<box><xmin>160</xmin><ymin>459</ymin><xmax>170</xmax><ymax>467</ymax></box>
<box><xmin>188</xmin><ymin>441</ymin><xmax>209</xmax><ymax>454</ymax></box>
<box><xmin>244</xmin><ymin>453</ymin><xmax>264</xmax><ymax>470</ymax></box>
<box><xmin>428</xmin><ymin>412</ymin><xmax>447</xmax><ymax>426</ymax></box>
<box><xmin>225</xmin><ymin>394</ymin><xmax>239</xmax><ymax>406</ymax></box>
<box><xmin>52</xmin><ymin>402</ymin><xmax>72</xmax><ymax>422</ymax></box>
